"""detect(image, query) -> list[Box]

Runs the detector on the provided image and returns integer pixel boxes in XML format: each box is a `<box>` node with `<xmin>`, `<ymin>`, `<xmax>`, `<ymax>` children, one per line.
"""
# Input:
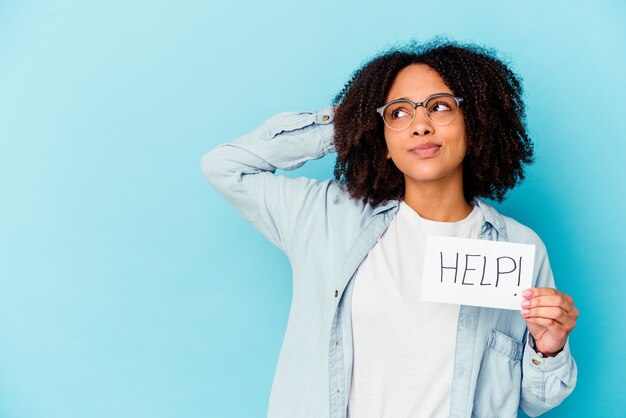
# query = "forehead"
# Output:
<box><xmin>386</xmin><ymin>64</ymin><xmax>453</xmax><ymax>102</ymax></box>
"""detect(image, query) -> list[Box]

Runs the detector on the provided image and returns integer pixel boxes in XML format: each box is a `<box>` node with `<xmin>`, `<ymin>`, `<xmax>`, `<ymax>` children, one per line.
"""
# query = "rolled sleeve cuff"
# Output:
<box><xmin>316</xmin><ymin>107</ymin><xmax>336</xmax><ymax>154</ymax></box>
<box><xmin>526</xmin><ymin>337</ymin><xmax>571</xmax><ymax>372</ymax></box>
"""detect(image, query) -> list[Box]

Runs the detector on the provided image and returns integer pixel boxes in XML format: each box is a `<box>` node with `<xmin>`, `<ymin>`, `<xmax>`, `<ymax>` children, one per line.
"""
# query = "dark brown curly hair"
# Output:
<box><xmin>332</xmin><ymin>39</ymin><xmax>533</xmax><ymax>206</ymax></box>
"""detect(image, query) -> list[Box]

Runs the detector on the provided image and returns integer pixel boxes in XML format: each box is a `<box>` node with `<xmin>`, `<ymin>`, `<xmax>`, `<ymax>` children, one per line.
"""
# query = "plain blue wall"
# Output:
<box><xmin>1</xmin><ymin>0</ymin><xmax>624</xmax><ymax>417</ymax></box>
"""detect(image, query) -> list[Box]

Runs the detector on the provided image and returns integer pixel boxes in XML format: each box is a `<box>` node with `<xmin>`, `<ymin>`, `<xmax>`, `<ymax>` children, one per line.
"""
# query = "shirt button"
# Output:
<box><xmin>336</xmin><ymin>389</ymin><xmax>341</xmax><ymax>393</ymax></box>
<box><xmin>322</xmin><ymin>114</ymin><xmax>330</xmax><ymax>121</ymax></box>
<box><xmin>532</xmin><ymin>359</ymin><xmax>541</xmax><ymax>365</ymax></box>
<box><xmin>334</xmin><ymin>290</ymin><xmax>339</xmax><ymax>297</ymax></box>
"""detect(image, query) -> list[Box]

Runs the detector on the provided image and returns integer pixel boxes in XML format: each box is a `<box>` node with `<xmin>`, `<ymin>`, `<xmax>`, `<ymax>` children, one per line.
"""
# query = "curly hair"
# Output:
<box><xmin>332</xmin><ymin>38</ymin><xmax>533</xmax><ymax>206</ymax></box>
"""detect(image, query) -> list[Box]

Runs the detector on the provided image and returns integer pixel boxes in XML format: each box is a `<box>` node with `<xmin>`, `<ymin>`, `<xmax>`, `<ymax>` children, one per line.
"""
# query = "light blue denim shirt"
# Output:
<box><xmin>202</xmin><ymin>108</ymin><xmax>577</xmax><ymax>418</ymax></box>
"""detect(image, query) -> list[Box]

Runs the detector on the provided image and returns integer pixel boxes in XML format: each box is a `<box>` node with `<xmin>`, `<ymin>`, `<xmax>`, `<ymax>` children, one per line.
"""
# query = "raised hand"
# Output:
<box><xmin>521</xmin><ymin>288</ymin><xmax>579</xmax><ymax>356</ymax></box>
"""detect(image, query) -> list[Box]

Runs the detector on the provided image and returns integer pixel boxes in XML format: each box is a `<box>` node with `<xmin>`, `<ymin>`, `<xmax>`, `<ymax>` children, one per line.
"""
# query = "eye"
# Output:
<box><xmin>391</xmin><ymin>108</ymin><xmax>411</xmax><ymax>119</ymax></box>
<box><xmin>387</xmin><ymin>103</ymin><xmax>413</xmax><ymax>120</ymax></box>
<box><xmin>428</xmin><ymin>100</ymin><xmax>452</xmax><ymax>113</ymax></box>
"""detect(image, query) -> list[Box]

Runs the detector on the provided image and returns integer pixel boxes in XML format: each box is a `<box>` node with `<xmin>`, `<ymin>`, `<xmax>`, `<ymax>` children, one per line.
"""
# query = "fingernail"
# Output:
<box><xmin>521</xmin><ymin>300</ymin><xmax>530</xmax><ymax>308</ymax></box>
<box><xmin>522</xmin><ymin>289</ymin><xmax>532</xmax><ymax>297</ymax></box>
<box><xmin>521</xmin><ymin>308</ymin><xmax>530</xmax><ymax>315</ymax></box>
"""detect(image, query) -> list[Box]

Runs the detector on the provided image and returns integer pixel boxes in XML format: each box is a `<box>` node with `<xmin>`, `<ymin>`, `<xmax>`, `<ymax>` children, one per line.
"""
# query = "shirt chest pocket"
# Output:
<box><xmin>471</xmin><ymin>329</ymin><xmax>523</xmax><ymax>418</ymax></box>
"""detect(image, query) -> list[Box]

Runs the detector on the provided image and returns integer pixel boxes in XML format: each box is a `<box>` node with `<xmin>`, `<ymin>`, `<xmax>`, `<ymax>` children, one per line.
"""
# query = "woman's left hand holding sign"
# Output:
<box><xmin>521</xmin><ymin>288</ymin><xmax>579</xmax><ymax>356</ymax></box>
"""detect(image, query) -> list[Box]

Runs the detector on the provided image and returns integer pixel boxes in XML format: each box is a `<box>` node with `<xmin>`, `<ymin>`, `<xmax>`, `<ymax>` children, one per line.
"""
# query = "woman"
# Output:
<box><xmin>202</xmin><ymin>40</ymin><xmax>578</xmax><ymax>418</ymax></box>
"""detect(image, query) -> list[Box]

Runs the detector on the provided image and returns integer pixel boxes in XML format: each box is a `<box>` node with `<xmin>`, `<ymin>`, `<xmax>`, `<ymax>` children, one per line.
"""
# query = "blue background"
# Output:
<box><xmin>1</xmin><ymin>0</ymin><xmax>624</xmax><ymax>417</ymax></box>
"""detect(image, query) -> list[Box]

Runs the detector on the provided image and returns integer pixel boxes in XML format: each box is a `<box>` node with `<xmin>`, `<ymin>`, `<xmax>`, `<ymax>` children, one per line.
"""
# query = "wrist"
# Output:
<box><xmin>529</xmin><ymin>335</ymin><xmax>563</xmax><ymax>357</ymax></box>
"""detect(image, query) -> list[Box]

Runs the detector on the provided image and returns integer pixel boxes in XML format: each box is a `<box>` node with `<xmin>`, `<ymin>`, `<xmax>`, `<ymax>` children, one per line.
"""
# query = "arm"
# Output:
<box><xmin>201</xmin><ymin>108</ymin><xmax>335</xmax><ymax>253</ymax></box>
<box><xmin>519</xmin><ymin>242</ymin><xmax>578</xmax><ymax>416</ymax></box>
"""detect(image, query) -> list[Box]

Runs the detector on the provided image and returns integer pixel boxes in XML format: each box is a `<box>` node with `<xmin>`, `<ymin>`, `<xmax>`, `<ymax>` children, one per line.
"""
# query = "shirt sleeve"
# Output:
<box><xmin>201</xmin><ymin>108</ymin><xmax>335</xmax><ymax>253</ymax></box>
<box><xmin>519</xmin><ymin>240</ymin><xmax>578</xmax><ymax>416</ymax></box>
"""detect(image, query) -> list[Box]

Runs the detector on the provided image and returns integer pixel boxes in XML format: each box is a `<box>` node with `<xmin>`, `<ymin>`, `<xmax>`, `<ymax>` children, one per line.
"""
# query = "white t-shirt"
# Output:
<box><xmin>348</xmin><ymin>202</ymin><xmax>483</xmax><ymax>418</ymax></box>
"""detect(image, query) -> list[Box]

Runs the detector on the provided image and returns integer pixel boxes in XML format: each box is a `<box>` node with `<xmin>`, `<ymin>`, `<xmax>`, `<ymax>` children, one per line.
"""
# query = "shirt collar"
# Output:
<box><xmin>371</xmin><ymin>198</ymin><xmax>508</xmax><ymax>239</ymax></box>
<box><xmin>472</xmin><ymin>198</ymin><xmax>508</xmax><ymax>239</ymax></box>
<box><xmin>371</xmin><ymin>199</ymin><xmax>400</xmax><ymax>216</ymax></box>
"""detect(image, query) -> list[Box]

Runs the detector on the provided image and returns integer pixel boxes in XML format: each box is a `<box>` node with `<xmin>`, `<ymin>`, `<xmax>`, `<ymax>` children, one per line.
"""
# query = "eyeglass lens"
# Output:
<box><xmin>383</xmin><ymin>96</ymin><xmax>460</xmax><ymax>129</ymax></box>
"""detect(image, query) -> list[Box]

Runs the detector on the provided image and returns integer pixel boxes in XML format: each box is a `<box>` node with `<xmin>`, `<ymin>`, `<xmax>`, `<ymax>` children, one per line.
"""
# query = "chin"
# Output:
<box><xmin>402</xmin><ymin>166</ymin><xmax>464</xmax><ymax>185</ymax></box>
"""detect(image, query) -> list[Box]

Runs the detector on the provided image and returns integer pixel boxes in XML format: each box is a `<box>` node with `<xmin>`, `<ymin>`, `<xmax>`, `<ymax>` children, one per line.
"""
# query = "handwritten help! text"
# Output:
<box><xmin>421</xmin><ymin>236</ymin><xmax>536</xmax><ymax>310</ymax></box>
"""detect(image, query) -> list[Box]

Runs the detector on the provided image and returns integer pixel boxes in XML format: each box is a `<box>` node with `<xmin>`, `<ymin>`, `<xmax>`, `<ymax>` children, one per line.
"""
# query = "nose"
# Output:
<box><xmin>410</xmin><ymin>106</ymin><xmax>433</xmax><ymax>136</ymax></box>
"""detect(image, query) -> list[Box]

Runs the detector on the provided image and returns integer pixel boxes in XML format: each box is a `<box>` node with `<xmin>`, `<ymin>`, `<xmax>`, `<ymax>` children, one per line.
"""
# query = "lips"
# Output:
<box><xmin>409</xmin><ymin>142</ymin><xmax>442</xmax><ymax>158</ymax></box>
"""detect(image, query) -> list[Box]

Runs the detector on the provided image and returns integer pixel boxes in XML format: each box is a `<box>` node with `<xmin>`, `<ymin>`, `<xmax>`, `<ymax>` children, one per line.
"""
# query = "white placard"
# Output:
<box><xmin>420</xmin><ymin>235</ymin><xmax>535</xmax><ymax>310</ymax></box>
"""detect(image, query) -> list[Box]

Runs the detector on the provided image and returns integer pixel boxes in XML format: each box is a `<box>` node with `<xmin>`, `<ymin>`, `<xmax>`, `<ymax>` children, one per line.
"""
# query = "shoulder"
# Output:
<box><xmin>502</xmin><ymin>215</ymin><xmax>544</xmax><ymax>247</ymax></box>
<box><xmin>286</xmin><ymin>178</ymin><xmax>395</xmax><ymax>259</ymax></box>
<box><xmin>476</xmin><ymin>199</ymin><xmax>547</xmax><ymax>252</ymax></box>
<box><xmin>300</xmin><ymin>178</ymin><xmax>381</xmax><ymax>219</ymax></box>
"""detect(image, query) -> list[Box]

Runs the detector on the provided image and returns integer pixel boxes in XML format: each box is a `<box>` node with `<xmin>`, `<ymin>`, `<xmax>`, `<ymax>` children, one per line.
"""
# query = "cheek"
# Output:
<box><xmin>449</xmin><ymin>128</ymin><xmax>468</xmax><ymax>158</ymax></box>
<box><xmin>460</xmin><ymin>138</ymin><xmax>468</xmax><ymax>156</ymax></box>
<box><xmin>457</xmin><ymin>120</ymin><xmax>468</xmax><ymax>154</ymax></box>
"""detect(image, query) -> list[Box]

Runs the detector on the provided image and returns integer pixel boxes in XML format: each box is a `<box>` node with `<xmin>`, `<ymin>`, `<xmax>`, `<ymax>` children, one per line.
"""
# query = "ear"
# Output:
<box><xmin>386</xmin><ymin>150</ymin><xmax>391</xmax><ymax>159</ymax></box>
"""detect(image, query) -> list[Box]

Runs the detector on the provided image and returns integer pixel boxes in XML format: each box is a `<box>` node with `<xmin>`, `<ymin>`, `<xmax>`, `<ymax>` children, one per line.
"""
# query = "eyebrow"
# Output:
<box><xmin>387</xmin><ymin>93</ymin><xmax>453</xmax><ymax>103</ymax></box>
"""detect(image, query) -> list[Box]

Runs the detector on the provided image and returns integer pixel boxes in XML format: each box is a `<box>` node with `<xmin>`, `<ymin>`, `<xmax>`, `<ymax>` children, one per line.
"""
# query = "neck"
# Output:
<box><xmin>402</xmin><ymin>176</ymin><xmax>473</xmax><ymax>222</ymax></box>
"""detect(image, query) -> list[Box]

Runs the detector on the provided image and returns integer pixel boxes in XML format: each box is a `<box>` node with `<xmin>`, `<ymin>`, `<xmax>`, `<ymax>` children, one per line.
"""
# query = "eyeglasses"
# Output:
<box><xmin>376</xmin><ymin>93</ymin><xmax>464</xmax><ymax>130</ymax></box>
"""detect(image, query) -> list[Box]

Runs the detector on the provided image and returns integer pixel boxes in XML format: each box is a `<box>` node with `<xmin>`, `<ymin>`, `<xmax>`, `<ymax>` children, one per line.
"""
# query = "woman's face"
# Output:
<box><xmin>383</xmin><ymin>64</ymin><xmax>467</xmax><ymax>193</ymax></box>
